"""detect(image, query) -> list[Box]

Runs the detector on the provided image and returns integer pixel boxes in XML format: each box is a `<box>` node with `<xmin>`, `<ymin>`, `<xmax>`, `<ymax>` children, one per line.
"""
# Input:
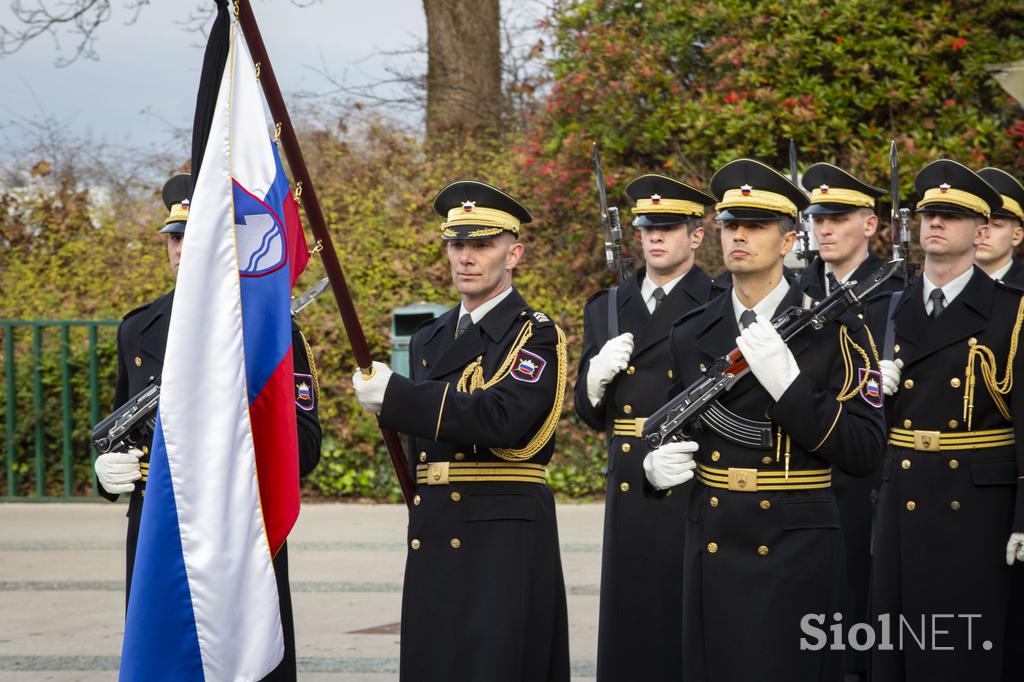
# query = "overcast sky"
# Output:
<box><xmin>0</xmin><ymin>1</ymin><xmax>430</xmax><ymax>159</ymax></box>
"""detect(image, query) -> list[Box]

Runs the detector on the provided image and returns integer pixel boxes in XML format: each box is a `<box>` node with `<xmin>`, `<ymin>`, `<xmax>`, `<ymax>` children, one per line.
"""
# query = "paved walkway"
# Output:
<box><xmin>0</xmin><ymin>501</ymin><xmax>604</xmax><ymax>681</ymax></box>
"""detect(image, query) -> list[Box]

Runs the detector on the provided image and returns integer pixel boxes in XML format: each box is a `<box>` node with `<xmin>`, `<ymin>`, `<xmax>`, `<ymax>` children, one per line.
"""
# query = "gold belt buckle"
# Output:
<box><xmin>632</xmin><ymin>417</ymin><xmax>647</xmax><ymax>437</ymax></box>
<box><xmin>913</xmin><ymin>430</ymin><xmax>941</xmax><ymax>452</ymax></box>
<box><xmin>426</xmin><ymin>461</ymin><xmax>450</xmax><ymax>485</ymax></box>
<box><xmin>727</xmin><ymin>467</ymin><xmax>758</xmax><ymax>492</ymax></box>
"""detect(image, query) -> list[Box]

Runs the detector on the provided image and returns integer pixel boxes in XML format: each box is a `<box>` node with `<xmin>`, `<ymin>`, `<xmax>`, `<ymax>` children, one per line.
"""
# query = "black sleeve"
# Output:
<box><xmin>573</xmin><ymin>295</ymin><xmax>609</xmax><ymax>431</ymax></box>
<box><xmin>292</xmin><ymin>322</ymin><xmax>322</xmax><ymax>478</ymax></box>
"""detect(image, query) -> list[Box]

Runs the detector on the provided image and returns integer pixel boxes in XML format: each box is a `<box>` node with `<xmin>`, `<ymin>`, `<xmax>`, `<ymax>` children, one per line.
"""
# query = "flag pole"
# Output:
<box><xmin>234</xmin><ymin>0</ymin><xmax>414</xmax><ymax>507</ymax></box>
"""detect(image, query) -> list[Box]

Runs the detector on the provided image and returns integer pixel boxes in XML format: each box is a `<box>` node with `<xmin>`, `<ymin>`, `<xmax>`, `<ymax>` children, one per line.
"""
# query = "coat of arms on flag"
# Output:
<box><xmin>859</xmin><ymin>367</ymin><xmax>883</xmax><ymax>407</ymax></box>
<box><xmin>511</xmin><ymin>348</ymin><xmax>546</xmax><ymax>383</ymax></box>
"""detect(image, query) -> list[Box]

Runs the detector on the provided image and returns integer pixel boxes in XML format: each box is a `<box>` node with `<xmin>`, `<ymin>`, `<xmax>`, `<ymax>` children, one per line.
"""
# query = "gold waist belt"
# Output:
<box><xmin>697</xmin><ymin>463</ymin><xmax>832</xmax><ymax>492</ymax></box>
<box><xmin>612</xmin><ymin>417</ymin><xmax>648</xmax><ymax>437</ymax></box>
<box><xmin>415</xmin><ymin>461</ymin><xmax>547</xmax><ymax>486</ymax></box>
<box><xmin>888</xmin><ymin>427</ymin><xmax>1014</xmax><ymax>452</ymax></box>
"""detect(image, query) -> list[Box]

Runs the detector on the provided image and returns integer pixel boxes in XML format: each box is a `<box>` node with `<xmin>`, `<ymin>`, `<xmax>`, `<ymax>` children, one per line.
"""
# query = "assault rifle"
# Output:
<box><xmin>889</xmin><ymin>141</ymin><xmax>917</xmax><ymax>283</ymax></box>
<box><xmin>91</xmin><ymin>277</ymin><xmax>330</xmax><ymax>455</ymax></box>
<box><xmin>592</xmin><ymin>143</ymin><xmax>632</xmax><ymax>282</ymax></box>
<box><xmin>642</xmin><ymin>258</ymin><xmax>904</xmax><ymax>449</ymax></box>
<box><xmin>789</xmin><ymin>138</ymin><xmax>816</xmax><ymax>267</ymax></box>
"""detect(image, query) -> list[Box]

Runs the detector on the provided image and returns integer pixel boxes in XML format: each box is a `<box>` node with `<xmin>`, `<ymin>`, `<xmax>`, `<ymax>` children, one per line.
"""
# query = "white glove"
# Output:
<box><xmin>879</xmin><ymin>358</ymin><xmax>903</xmax><ymax>396</ymax></box>
<box><xmin>735</xmin><ymin>316</ymin><xmax>801</xmax><ymax>401</ymax></box>
<box><xmin>1007</xmin><ymin>532</ymin><xmax>1024</xmax><ymax>566</ymax></box>
<box><xmin>94</xmin><ymin>448</ymin><xmax>143</xmax><ymax>494</ymax></box>
<box><xmin>352</xmin><ymin>361</ymin><xmax>394</xmax><ymax>413</ymax></box>
<box><xmin>643</xmin><ymin>440</ymin><xmax>699</xmax><ymax>490</ymax></box>
<box><xmin>586</xmin><ymin>333</ymin><xmax>635</xmax><ymax>407</ymax></box>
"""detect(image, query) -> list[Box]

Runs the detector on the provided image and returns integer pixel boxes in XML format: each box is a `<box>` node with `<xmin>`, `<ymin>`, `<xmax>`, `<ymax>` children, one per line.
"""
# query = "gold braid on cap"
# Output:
<box><xmin>442</xmin><ymin>205</ymin><xmax>521</xmax><ymax>237</ymax></box>
<box><xmin>632</xmin><ymin>197</ymin><xmax>705</xmax><ymax>217</ymax></box>
<box><xmin>918</xmin><ymin>186</ymin><xmax>991</xmax><ymax>217</ymax></box>
<box><xmin>456</xmin><ymin>320</ymin><xmax>567</xmax><ymax>462</ymax></box>
<box><xmin>715</xmin><ymin>187</ymin><xmax>798</xmax><ymax>218</ymax></box>
<box><xmin>962</xmin><ymin>296</ymin><xmax>1024</xmax><ymax>428</ymax></box>
<box><xmin>999</xmin><ymin>194</ymin><xmax>1024</xmax><ymax>221</ymax></box>
<box><xmin>810</xmin><ymin>186</ymin><xmax>874</xmax><ymax>208</ymax></box>
<box><xmin>165</xmin><ymin>202</ymin><xmax>189</xmax><ymax>225</ymax></box>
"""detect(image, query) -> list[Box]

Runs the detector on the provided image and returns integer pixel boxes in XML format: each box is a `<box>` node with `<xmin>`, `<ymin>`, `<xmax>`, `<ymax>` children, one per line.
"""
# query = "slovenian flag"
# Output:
<box><xmin>119</xmin><ymin>3</ymin><xmax>310</xmax><ymax>679</ymax></box>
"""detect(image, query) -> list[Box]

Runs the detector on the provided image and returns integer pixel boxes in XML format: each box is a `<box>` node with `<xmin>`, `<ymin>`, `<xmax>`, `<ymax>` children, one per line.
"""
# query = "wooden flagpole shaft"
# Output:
<box><xmin>235</xmin><ymin>0</ymin><xmax>414</xmax><ymax>507</ymax></box>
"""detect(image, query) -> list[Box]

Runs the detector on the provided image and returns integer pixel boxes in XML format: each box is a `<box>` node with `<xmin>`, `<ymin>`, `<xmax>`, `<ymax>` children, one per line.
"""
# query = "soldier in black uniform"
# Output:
<box><xmin>976</xmin><ymin>167</ymin><xmax>1024</xmax><ymax>286</ymax></box>
<box><xmin>645</xmin><ymin>159</ymin><xmax>885</xmax><ymax>682</ymax></box>
<box><xmin>574</xmin><ymin>174</ymin><xmax>717</xmax><ymax>682</ymax></box>
<box><xmin>93</xmin><ymin>173</ymin><xmax>322</xmax><ymax>682</ymax></box>
<box><xmin>797</xmin><ymin>162</ymin><xmax>902</xmax><ymax>682</ymax></box>
<box><xmin>868</xmin><ymin>160</ymin><xmax>1024</xmax><ymax>682</ymax></box>
<box><xmin>351</xmin><ymin>180</ymin><xmax>570</xmax><ymax>682</ymax></box>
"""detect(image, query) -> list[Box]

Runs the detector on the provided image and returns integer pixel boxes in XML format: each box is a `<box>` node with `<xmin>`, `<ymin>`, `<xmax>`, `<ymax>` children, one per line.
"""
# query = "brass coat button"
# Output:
<box><xmin>711</xmin><ymin>450</ymin><xmax>721</xmax><ymax>462</ymax></box>
<box><xmin>761</xmin><ymin>456</ymin><xmax>773</xmax><ymax>465</ymax></box>
<box><xmin>454</xmin><ymin>452</ymin><xmax>465</xmax><ymax>461</ymax></box>
<box><xmin>707</xmin><ymin>542</ymin><xmax>718</xmax><ymax>554</ymax></box>
<box><xmin>411</xmin><ymin>539</ymin><xmax>421</xmax><ymax>550</ymax></box>
<box><xmin>968</xmin><ymin>337</ymin><xmax>978</xmax><ymax>346</ymax></box>
<box><xmin>422</xmin><ymin>358</ymin><xmax>428</xmax><ymax>366</ymax></box>
<box><xmin>906</xmin><ymin>501</ymin><xmax>916</xmax><ymax>511</ymax></box>
<box><xmin>699</xmin><ymin>363</ymin><xmax>707</xmax><ymax>372</ymax></box>
<box><xmin>666</xmin><ymin>489</ymin><xmax>673</xmax><ymax>496</ymax></box>
<box><xmin>134</xmin><ymin>356</ymin><xmax>142</xmax><ymax>367</ymax></box>
<box><xmin>948</xmin><ymin>459</ymin><xmax>959</xmax><ymax>469</ymax></box>
<box><xmin>450</xmin><ymin>538</ymin><xmax>461</xmax><ymax>549</ymax></box>
<box><xmin>894</xmin><ymin>343</ymin><xmax>901</xmax><ymax>353</ymax></box>
<box><xmin>623</xmin><ymin>404</ymin><xmax>633</xmax><ymax>415</ymax></box>
<box><xmin>709</xmin><ymin>496</ymin><xmax>719</xmax><ymax>508</ymax></box>
<box><xmin>903</xmin><ymin>419</ymin><xmax>913</xmax><ymax>428</ymax></box>
<box><xmin>627</xmin><ymin>365</ymin><xmax>636</xmax><ymax>375</ymax></box>
<box><xmin>759</xmin><ymin>499</ymin><xmax>771</xmax><ymax>510</ymax></box>
<box><xmin>622</xmin><ymin>443</ymin><xmax>631</xmax><ymax>453</ymax></box>
<box><xmin>413</xmin><ymin>494</ymin><xmax>421</xmax><ymax>506</ymax></box>
<box><xmin>948</xmin><ymin>420</ymin><xmax>959</xmax><ymax>429</ymax></box>
<box><xmin>950</xmin><ymin>500</ymin><xmax>961</xmax><ymax>511</ymax></box>
<box><xmin>667</xmin><ymin>370</ymin><xmax>673</xmax><ymax>379</ymax></box>
<box><xmin>419</xmin><ymin>451</ymin><xmax>427</xmax><ymax>462</ymax></box>
<box><xmin>901</xmin><ymin>459</ymin><xmax>911</xmax><ymax>470</ymax></box>
<box><xmin>620</xmin><ymin>482</ymin><xmax>630</xmax><ymax>492</ymax></box>
<box><xmin>758</xmin><ymin>545</ymin><xmax>769</xmax><ymax>556</ymax></box>
<box><xmin>949</xmin><ymin>377</ymin><xmax>961</xmax><ymax>388</ymax></box>
<box><xmin>450</xmin><ymin>492</ymin><xmax>461</xmax><ymax>502</ymax></box>
<box><xmin>903</xmin><ymin>379</ymin><xmax>914</xmax><ymax>390</ymax></box>
<box><xmin>142</xmin><ymin>446</ymin><xmax>149</xmax><ymax>455</ymax></box>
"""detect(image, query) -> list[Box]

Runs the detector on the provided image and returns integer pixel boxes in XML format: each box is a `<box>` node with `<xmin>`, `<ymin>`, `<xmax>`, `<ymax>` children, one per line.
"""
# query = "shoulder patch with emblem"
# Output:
<box><xmin>295</xmin><ymin>373</ymin><xmax>315</xmax><ymax>411</ymax></box>
<box><xmin>510</xmin><ymin>348</ymin><xmax>547</xmax><ymax>383</ymax></box>
<box><xmin>532</xmin><ymin>311</ymin><xmax>550</xmax><ymax>324</ymax></box>
<box><xmin>858</xmin><ymin>368</ymin><xmax>883</xmax><ymax>407</ymax></box>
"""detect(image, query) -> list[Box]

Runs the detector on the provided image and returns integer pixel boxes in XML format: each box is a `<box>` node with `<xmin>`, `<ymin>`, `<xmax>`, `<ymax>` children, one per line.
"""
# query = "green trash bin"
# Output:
<box><xmin>391</xmin><ymin>302</ymin><xmax>449</xmax><ymax>377</ymax></box>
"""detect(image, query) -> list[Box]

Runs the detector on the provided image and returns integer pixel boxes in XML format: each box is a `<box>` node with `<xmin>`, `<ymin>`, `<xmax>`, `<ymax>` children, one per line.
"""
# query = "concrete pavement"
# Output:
<box><xmin>0</xmin><ymin>501</ymin><xmax>605</xmax><ymax>681</ymax></box>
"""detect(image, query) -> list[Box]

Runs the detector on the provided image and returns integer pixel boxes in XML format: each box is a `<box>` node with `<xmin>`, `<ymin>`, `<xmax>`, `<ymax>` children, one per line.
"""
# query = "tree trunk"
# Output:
<box><xmin>423</xmin><ymin>0</ymin><xmax>502</xmax><ymax>142</ymax></box>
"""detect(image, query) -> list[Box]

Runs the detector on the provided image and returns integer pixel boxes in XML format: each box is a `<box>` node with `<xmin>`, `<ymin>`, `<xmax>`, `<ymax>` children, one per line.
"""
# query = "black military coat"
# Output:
<box><xmin>378</xmin><ymin>288</ymin><xmax>570</xmax><ymax>682</ymax></box>
<box><xmin>865</xmin><ymin>268</ymin><xmax>1024</xmax><ymax>682</ymax></box>
<box><xmin>796</xmin><ymin>251</ymin><xmax>902</xmax><ymax>675</ymax></box>
<box><xmin>668</xmin><ymin>283</ymin><xmax>885</xmax><ymax>682</ymax></box>
<box><xmin>997</xmin><ymin>258</ymin><xmax>1024</xmax><ymax>287</ymax></box>
<box><xmin>573</xmin><ymin>266</ymin><xmax>716</xmax><ymax>682</ymax></box>
<box><xmin>99</xmin><ymin>290</ymin><xmax>322</xmax><ymax>682</ymax></box>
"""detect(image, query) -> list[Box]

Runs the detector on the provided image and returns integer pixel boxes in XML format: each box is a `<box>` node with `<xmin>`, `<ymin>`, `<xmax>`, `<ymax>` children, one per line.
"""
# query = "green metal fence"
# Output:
<box><xmin>2</xmin><ymin>320</ymin><xmax>119</xmax><ymax>501</ymax></box>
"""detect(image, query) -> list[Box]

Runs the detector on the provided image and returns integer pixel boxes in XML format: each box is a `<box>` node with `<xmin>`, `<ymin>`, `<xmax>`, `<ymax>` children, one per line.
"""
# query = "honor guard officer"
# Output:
<box><xmin>869</xmin><ymin>160</ymin><xmax>1024</xmax><ymax>682</ymax></box>
<box><xmin>645</xmin><ymin>159</ymin><xmax>885</xmax><ymax>682</ymax></box>
<box><xmin>976</xmin><ymin>167</ymin><xmax>1024</xmax><ymax>286</ymax></box>
<box><xmin>798</xmin><ymin>162</ymin><xmax>901</xmax><ymax>682</ymax></box>
<box><xmin>575</xmin><ymin>174</ymin><xmax>717</xmax><ymax>682</ymax></box>
<box><xmin>93</xmin><ymin>173</ymin><xmax>323</xmax><ymax>682</ymax></box>
<box><xmin>351</xmin><ymin>180</ymin><xmax>570</xmax><ymax>682</ymax></box>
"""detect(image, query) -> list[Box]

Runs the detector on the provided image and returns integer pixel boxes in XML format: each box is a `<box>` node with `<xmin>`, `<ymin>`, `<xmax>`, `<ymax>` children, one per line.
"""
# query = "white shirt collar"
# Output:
<box><xmin>990</xmin><ymin>260</ymin><xmax>1014</xmax><ymax>282</ymax></box>
<box><xmin>459</xmin><ymin>286</ymin><xmax>514</xmax><ymax>326</ymax></box>
<box><xmin>922</xmin><ymin>267</ymin><xmax>974</xmax><ymax>311</ymax></box>
<box><xmin>731</xmin><ymin>276</ymin><xmax>792</xmax><ymax>327</ymax></box>
<box><xmin>641</xmin><ymin>271</ymin><xmax>687</xmax><ymax>313</ymax></box>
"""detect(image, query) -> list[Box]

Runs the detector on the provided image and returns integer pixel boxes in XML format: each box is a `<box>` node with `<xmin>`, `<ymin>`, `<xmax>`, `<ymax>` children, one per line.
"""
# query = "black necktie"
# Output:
<box><xmin>652</xmin><ymin>287</ymin><xmax>666</xmax><ymax>312</ymax></box>
<box><xmin>739</xmin><ymin>309</ymin><xmax>757</xmax><ymax>329</ymax></box>
<box><xmin>825</xmin><ymin>272</ymin><xmax>841</xmax><ymax>296</ymax></box>
<box><xmin>929</xmin><ymin>289</ymin><xmax>945</xmax><ymax>320</ymax></box>
<box><xmin>455</xmin><ymin>313</ymin><xmax>473</xmax><ymax>338</ymax></box>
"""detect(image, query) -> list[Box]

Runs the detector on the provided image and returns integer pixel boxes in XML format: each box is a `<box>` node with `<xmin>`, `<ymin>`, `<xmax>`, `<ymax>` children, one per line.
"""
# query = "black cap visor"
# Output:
<box><xmin>160</xmin><ymin>221</ymin><xmax>187</xmax><ymax>235</ymax></box>
<box><xmin>715</xmin><ymin>207</ymin><xmax>790</xmax><ymax>222</ymax></box>
<box><xmin>915</xmin><ymin>202</ymin><xmax>985</xmax><ymax>219</ymax></box>
<box><xmin>633</xmin><ymin>213</ymin><xmax>693</xmax><ymax>229</ymax></box>
<box><xmin>806</xmin><ymin>202</ymin><xmax>864</xmax><ymax>216</ymax></box>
